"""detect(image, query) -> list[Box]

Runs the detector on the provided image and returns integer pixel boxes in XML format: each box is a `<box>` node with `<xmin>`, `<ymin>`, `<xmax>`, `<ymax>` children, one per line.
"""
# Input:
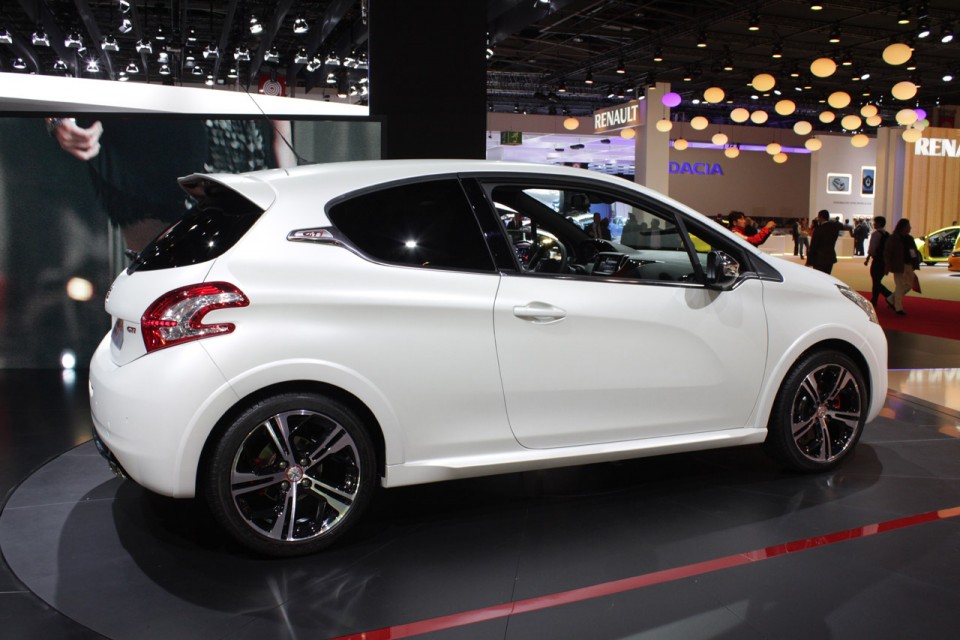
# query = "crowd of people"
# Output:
<box><xmin>724</xmin><ymin>210</ymin><xmax>924</xmax><ymax>316</ymax></box>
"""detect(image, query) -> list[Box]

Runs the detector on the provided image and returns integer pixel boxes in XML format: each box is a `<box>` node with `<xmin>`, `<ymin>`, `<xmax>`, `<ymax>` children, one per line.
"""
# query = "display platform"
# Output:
<box><xmin>3</xmin><ymin>400</ymin><xmax>960</xmax><ymax>640</ymax></box>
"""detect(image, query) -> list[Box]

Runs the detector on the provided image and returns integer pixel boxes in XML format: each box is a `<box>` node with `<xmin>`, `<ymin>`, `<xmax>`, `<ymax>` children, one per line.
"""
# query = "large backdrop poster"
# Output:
<box><xmin>0</xmin><ymin>116</ymin><xmax>380</xmax><ymax>368</ymax></box>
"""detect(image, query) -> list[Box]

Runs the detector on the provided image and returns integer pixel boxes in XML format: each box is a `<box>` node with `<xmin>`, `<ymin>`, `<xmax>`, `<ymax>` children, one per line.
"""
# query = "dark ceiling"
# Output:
<box><xmin>0</xmin><ymin>1</ymin><xmax>957</xmax><ymax>131</ymax></box>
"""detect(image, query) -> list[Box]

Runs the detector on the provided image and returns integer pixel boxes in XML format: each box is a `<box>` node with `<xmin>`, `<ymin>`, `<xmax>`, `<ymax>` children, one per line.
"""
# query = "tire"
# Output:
<box><xmin>764</xmin><ymin>350</ymin><xmax>867</xmax><ymax>472</ymax></box>
<box><xmin>203</xmin><ymin>392</ymin><xmax>377</xmax><ymax>557</ymax></box>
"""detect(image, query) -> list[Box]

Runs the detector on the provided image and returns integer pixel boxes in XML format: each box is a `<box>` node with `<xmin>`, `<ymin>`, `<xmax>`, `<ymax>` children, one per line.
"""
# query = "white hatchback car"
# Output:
<box><xmin>89</xmin><ymin>160</ymin><xmax>887</xmax><ymax>556</ymax></box>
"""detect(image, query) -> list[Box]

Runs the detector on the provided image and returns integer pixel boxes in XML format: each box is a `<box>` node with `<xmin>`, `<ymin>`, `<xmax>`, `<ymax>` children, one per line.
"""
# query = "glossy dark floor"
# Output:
<box><xmin>1</xmin><ymin>330</ymin><xmax>959</xmax><ymax>640</ymax></box>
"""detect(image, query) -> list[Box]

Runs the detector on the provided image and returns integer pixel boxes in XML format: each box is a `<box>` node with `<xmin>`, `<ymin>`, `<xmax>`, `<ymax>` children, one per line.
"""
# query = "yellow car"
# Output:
<box><xmin>916</xmin><ymin>226</ymin><xmax>960</xmax><ymax>265</ymax></box>
<box><xmin>948</xmin><ymin>250</ymin><xmax>960</xmax><ymax>272</ymax></box>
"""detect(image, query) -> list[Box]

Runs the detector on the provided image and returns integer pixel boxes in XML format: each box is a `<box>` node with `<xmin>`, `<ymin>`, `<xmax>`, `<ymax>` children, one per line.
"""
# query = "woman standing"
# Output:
<box><xmin>883</xmin><ymin>218</ymin><xmax>920</xmax><ymax>316</ymax></box>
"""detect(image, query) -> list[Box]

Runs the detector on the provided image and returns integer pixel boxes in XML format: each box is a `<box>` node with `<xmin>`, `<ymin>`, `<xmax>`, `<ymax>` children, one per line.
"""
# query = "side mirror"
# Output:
<box><xmin>705</xmin><ymin>250</ymin><xmax>740</xmax><ymax>289</ymax></box>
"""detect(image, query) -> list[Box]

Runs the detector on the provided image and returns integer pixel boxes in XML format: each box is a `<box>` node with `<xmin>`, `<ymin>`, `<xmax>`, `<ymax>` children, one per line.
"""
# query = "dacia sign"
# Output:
<box><xmin>669</xmin><ymin>162</ymin><xmax>724</xmax><ymax>176</ymax></box>
<box><xmin>914</xmin><ymin>137</ymin><xmax>960</xmax><ymax>158</ymax></box>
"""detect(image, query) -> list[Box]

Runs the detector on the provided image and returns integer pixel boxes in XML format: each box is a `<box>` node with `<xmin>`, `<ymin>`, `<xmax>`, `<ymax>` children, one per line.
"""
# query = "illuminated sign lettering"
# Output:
<box><xmin>593</xmin><ymin>100</ymin><xmax>641</xmax><ymax>133</ymax></box>
<box><xmin>914</xmin><ymin>138</ymin><xmax>960</xmax><ymax>158</ymax></box>
<box><xmin>668</xmin><ymin>162</ymin><xmax>724</xmax><ymax>176</ymax></box>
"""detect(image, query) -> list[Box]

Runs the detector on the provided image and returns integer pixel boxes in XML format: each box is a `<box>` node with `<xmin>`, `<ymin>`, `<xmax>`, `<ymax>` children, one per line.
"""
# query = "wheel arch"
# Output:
<box><xmin>195</xmin><ymin>380</ymin><xmax>387</xmax><ymax>498</ymax></box>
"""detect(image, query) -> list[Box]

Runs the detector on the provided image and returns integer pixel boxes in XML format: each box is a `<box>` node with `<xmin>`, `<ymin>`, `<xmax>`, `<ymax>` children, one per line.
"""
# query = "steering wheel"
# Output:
<box><xmin>515</xmin><ymin>235</ymin><xmax>568</xmax><ymax>273</ymax></box>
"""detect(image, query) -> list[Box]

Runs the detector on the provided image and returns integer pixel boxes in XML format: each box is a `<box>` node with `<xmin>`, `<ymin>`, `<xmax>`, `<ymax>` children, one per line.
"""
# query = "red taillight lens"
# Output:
<box><xmin>141</xmin><ymin>282</ymin><xmax>249</xmax><ymax>353</ymax></box>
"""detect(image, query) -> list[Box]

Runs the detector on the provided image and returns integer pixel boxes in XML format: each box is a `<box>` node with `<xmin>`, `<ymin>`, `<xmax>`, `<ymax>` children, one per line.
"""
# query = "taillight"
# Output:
<box><xmin>141</xmin><ymin>282</ymin><xmax>249</xmax><ymax>353</ymax></box>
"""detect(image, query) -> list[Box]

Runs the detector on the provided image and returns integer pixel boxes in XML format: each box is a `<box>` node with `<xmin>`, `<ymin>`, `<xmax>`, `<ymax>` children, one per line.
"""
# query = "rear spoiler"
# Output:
<box><xmin>178</xmin><ymin>172</ymin><xmax>278</xmax><ymax>212</ymax></box>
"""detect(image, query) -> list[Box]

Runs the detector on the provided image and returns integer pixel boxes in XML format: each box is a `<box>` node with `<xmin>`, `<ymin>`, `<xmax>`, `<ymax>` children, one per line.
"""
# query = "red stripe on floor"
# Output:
<box><xmin>329</xmin><ymin>506</ymin><xmax>960</xmax><ymax>640</ymax></box>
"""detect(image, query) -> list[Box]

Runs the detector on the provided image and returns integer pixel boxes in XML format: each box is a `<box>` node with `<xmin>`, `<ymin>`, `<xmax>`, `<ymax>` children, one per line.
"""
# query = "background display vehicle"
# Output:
<box><xmin>948</xmin><ymin>250</ymin><xmax>960</xmax><ymax>272</ymax></box>
<box><xmin>915</xmin><ymin>225</ymin><xmax>960</xmax><ymax>265</ymax></box>
<box><xmin>89</xmin><ymin>160</ymin><xmax>887</xmax><ymax>556</ymax></box>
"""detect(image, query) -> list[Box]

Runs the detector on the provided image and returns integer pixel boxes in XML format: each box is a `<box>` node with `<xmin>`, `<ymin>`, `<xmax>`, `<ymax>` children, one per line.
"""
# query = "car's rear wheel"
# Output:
<box><xmin>203</xmin><ymin>392</ymin><xmax>376</xmax><ymax>556</ymax></box>
<box><xmin>764</xmin><ymin>350</ymin><xmax>867</xmax><ymax>472</ymax></box>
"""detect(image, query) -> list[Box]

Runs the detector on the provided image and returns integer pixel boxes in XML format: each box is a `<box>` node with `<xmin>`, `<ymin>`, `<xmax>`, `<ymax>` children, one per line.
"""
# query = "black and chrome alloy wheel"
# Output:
<box><xmin>205</xmin><ymin>393</ymin><xmax>376</xmax><ymax>556</ymax></box>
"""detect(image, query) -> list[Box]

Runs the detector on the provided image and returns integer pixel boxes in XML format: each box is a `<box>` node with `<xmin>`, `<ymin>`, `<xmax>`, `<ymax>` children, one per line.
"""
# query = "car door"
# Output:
<box><xmin>483</xmin><ymin>182</ymin><xmax>769</xmax><ymax>449</ymax></box>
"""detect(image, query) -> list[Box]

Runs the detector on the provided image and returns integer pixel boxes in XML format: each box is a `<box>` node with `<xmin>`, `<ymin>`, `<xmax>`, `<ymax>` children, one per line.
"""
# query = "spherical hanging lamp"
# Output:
<box><xmin>819</xmin><ymin>110</ymin><xmax>836</xmax><ymax>123</ymax></box>
<box><xmin>891</xmin><ymin>81</ymin><xmax>917</xmax><ymax>100</ymax></box>
<box><xmin>827</xmin><ymin>91</ymin><xmax>851</xmax><ymax>109</ymax></box>
<box><xmin>902</xmin><ymin>128</ymin><xmax>922</xmax><ymax>142</ymax></box>
<box><xmin>805</xmin><ymin>137</ymin><xmax>823</xmax><ymax>151</ymax></box>
<box><xmin>622</xmin><ymin>127</ymin><xmax>638</xmax><ymax>139</ymax></box>
<box><xmin>730</xmin><ymin>107</ymin><xmax>750</xmax><ymax>123</ymax></box>
<box><xmin>915</xmin><ymin>119</ymin><xmax>929</xmax><ymax>130</ymax></box>
<box><xmin>690</xmin><ymin>115</ymin><xmax>709</xmax><ymax>130</ymax></box>
<box><xmin>674</xmin><ymin>137</ymin><xmax>689</xmax><ymax>150</ymax></box>
<box><xmin>793</xmin><ymin>120</ymin><xmax>813</xmax><ymax>135</ymax></box>
<box><xmin>752</xmin><ymin>73</ymin><xmax>776</xmax><ymax>92</ymax></box>
<box><xmin>866</xmin><ymin>114</ymin><xmax>883</xmax><ymax>127</ymax></box>
<box><xmin>750</xmin><ymin>110</ymin><xmax>769</xmax><ymax>124</ymax></box>
<box><xmin>895</xmin><ymin>108</ymin><xmax>918</xmax><ymax>125</ymax></box>
<box><xmin>662</xmin><ymin>92</ymin><xmax>682</xmax><ymax>107</ymax></box>
<box><xmin>704</xmin><ymin>86</ymin><xmax>725</xmax><ymax>103</ymax></box>
<box><xmin>860</xmin><ymin>104</ymin><xmax>878</xmax><ymax>117</ymax></box>
<box><xmin>654</xmin><ymin>119</ymin><xmax>672</xmax><ymax>132</ymax></box>
<box><xmin>882</xmin><ymin>42</ymin><xmax>912</xmax><ymax>65</ymax></box>
<box><xmin>774</xmin><ymin>99</ymin><xmax>796</xmax><ymax>115</ymax></box>
<box><xmin>724</xmin><ymin>145</ymin><xmax>740</xmax><ymax>158</ymax></box>
<box><xmin>850</xmin><ymin>133</ymin><xmax>869</xmax><ymax>147</ymax></box>
<box><xmin>766</xmin><ymin>142</ymin><xmax>782</xmax><ymax>155</ymax></box>
<box><xmin>773</xmin><ymin>152</ymin><xmax>788</xmax><ymax>163</ymax></box>
<box><xmin>712</xmin><ymin>132</ymin><xmax>729</xmax><ymax>146</ymax></box>
<box><xmin>562</xmin><ymin>116</ymin><xmax>580</xmax><ymax>130</ymax></box>
<box><xmin>841</xmin><ymin>114</ymin><xmax>862</xmax><ymax>130</ymax></box>
<box><xmin>810</xmin><ymin>57</ymin><xmax>837</xmax><ymax>78</ymax></box>
<box><xmin>914</xmin><ymin>108</ymin><xmax>927</xmax><ymax>120</ymax></box>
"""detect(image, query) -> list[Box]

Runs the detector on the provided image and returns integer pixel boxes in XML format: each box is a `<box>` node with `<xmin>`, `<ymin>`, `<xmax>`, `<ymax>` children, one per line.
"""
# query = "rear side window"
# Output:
<box><xmin>327</xmin><ymin>179</ymin><xmax>495</xmax><ymax>272</ymax></box>
<box><xmin>128</xmin><ymin>183</ymin><xmax>264</xmax><ymax>273</ymax></box>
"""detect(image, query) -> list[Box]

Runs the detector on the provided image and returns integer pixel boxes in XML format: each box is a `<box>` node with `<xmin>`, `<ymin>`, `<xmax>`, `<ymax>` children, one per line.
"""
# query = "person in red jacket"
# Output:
<box><xmin>728</xmin><ymin>211</ymin><xmax>775</xmax><ymax>246</ymax></box>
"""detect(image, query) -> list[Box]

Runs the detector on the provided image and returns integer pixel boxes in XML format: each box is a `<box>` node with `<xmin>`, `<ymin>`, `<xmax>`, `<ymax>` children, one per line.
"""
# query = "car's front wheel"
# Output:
<box><xmin>764</xmin><ymin>350</ymin><xmax>867</xmax><ymax>472</ymax></box>
<box><xmin>203</xmin><ymin>392</ymin><xmax>376</xmax><ymax>556</ymax></box>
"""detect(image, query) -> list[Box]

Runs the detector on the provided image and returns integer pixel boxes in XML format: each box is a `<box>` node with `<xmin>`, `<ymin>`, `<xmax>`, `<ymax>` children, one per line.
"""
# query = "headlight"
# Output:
<box><xmin>837</xmin><ymin>285</ymin><xmax>878</xmax><ymax>324</ymax></box>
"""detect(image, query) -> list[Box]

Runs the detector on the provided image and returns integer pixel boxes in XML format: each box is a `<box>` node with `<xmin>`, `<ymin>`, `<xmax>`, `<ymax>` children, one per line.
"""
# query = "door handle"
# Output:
<box><xmin>513</xmin><ymin>302</ymin><xmax>567</xmax><ymax>323</ymax></box>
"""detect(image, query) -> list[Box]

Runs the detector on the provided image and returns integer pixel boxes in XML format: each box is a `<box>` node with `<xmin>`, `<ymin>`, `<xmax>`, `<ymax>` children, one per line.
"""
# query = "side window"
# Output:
<box><xmin>328</xmin><ymin>179</ymin><xmax>494</xmax><ymax>272</ymax></box>
<box><xmin>487</xmin><ymin>182</ymin><xmax>700</xmax><ymax>284</ymax></box>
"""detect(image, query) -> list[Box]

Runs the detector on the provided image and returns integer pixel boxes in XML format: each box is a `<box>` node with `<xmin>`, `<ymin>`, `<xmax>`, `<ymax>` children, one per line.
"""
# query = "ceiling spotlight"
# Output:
<box><xmin>325</xmin><ymin>52</ymin><xmax>341</xmax><ymax>66</ymax></box>
<box><xmin>203</xmin><ymin>44</ymin><xmax>219</xmax><ymax>59</ymax></box>
<box><xmin>293</xmin><ymin>17</ymin><xmax>309</xmax><ymax>34</ymax></box>
<box><xmin>941</xmin><ymin>24</ymin><xmax>955</xmax><ymax>43</ymax></box>
<box><xmin>126</xmin><ymin>61</ymin><xmax>139</xmax><ymax>73</ymax></box>
<box><xmin>306</xmin><ymin>56</ymin><xmax>322</xmax><ymax>72</ymax></box>
<box><xmin>157</xmin><ymin>50</ymin><xmax>169</xmax><ymax>63</ymax></box>
<box><xmin>155</xmin><ymin>25</ymin><xmax>166</xmax><ymax>41</ymax></box>
<box><xmin>101</xmin><ymin>35</ymin><xmax>119</xmax><ymax>52</ymax></box>
<box><xmin>771</xmin><ymin>40</ymin><xmax>783</xmax><ymax>58</ymax></box>
<box><xmin>748</xmin><ymin>11</ymin><xmax>760</xmax><ymax>31</ymax></box>
<box><xmin>205</xmin><ymin>75</ymin><xmax>215</xmax><ymax>86</ymax></box>
<box><xmin>249</xmin><ymin>15</ymin><xmax>263</xmax><ymax>35</ymax></box>
<box><xmin>943</xmin><ymin>71</ymin><xmax>954</xmax><ymax>82</ymax></box>
<box><xmin>294</xmin><ymin>48</ymin><xmax>309</xmax><ymax>64</ymax></box>
<box><xmin>234</xmin><ymin>46</ymin><xmax>250</xmax><ymax>61</ymax></box>
<box><xmin>264</xmin><ymin>47</ymin><xmax>280</xmax><ymax>63</ymax></box>
<box><xmin>557</xmin><ymin>79</ymin><xmax>567</xmax><ymax>93</ymax></box>
<box><xmin>616</xmin><ymin>58</ymin><xmax>625</xmax><ymax>74</ymax></box>
<box><xmin>119</xmin><ymin>18</ymin><xmax>132</xmax><ymax>34</ymax></box>
<box><xmin>65</xmin><ymin>32</ymin><xmax>83</xmax><ymax>49</ymax></box>
<box><xmin>584</xmin><ymin>69</ymin><xmax>593</xmax><ymax>84</ymax></box>
<box><xmin>326</xmin><ymin>72</ymin><xmax>337</xmax><ymax>85</ymax></box>
<box><xmin>917</xmin><ymin>20</ymin><xmax>931</xmax><ymax>39</ymax></box>
<box><xmin>809</xmin><ymin>1</ymin><xmax>823</xmax><ymax>10</ymax></box>
<box><xmin>12</xmin><ymin>57</ymin><xmax>27</xmax><ymax>70</ymax></box>
<box><xmin>118</xmin><ymin>0</ymin><xmax>131</xmax><ymax>13</ymax></box>
<box><xmin>192</xmin><ymin>66</ymin><xmax>204</xmax><ymax>76</ymax></box>
<box><xmin>32</xmin><ymin>29</ymin><xmax>50</xmax><ymax>47</ymax></box>
<box><xmin>118</xmin><ymin>71</ymin><xmax>129</xmax><ymax>81</ymax></box>
<box><xmin>696</xmin><ymin>30</ymin><xmax>707</xmax><ymax>47</ymax></box>
<box><xmin>53</xmin><ymin>58</ymin><xmax>68</xmax><ymax>71</ymax></box>
<box><xmin>898</xmin><ymin>8</ymin><xmax>910</xmax><ymax>25</ymax></box>
<box><xmin>135</xmin><ymin>39</ymin><xmax>152</xmax><ymax>54</ymax></box>
<box><xmin>829</xmin><ymin>25</ymin><xmax>841</xmax><ymax>43</ymax></box>
<box><xmin>0</xmin><ymin>27</ymin><xmax>12</xmax><ymax>44</ymax></box>
<box><xmin>186</xmin><ymin>28</ymin><xmax>197</xmax><ymax>43</ymax></box>
<box><xmin>227</xmin><ymin>67</ymin><xmax>238</xmax><ymax>78</ymax></box>
<box><xmin>652</xmin><ymin>46</ymin><xmax>663</xmax><ymax>62</ymax></box>
<box><xmin>159</xmin><ymin>63</ymin><xmax>171</xmax><ymax>75</ymax></box>
<box><xmin>85</xmin><ymin>58</ymin><xmax>100</xmax><ymax>73</ymax></box>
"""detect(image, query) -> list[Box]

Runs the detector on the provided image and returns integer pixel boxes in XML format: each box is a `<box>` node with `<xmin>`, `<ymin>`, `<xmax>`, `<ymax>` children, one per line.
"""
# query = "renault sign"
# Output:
<box><xmin>594</xmin><ymin>100</ymin><xmax>641</xmax><ymax>133</ymax></box>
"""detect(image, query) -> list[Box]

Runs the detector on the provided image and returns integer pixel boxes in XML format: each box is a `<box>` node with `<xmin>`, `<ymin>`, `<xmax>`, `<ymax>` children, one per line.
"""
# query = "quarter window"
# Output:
<box><xmin>328</xmin><ymin>180</ymin><xmax>494</xmax><ymax>272</ymax></box>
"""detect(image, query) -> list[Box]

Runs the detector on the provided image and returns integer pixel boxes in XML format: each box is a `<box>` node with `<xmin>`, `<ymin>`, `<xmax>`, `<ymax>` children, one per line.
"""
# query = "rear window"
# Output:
<box><xmin>327</xmin><ymin>179</ymin><xmax>495</xmax><ymax>272</ymax></box>
<box><xmin>127</xmin><ymin>183</ymin><xmax>264</xmax><ymax>273</ymax></box>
